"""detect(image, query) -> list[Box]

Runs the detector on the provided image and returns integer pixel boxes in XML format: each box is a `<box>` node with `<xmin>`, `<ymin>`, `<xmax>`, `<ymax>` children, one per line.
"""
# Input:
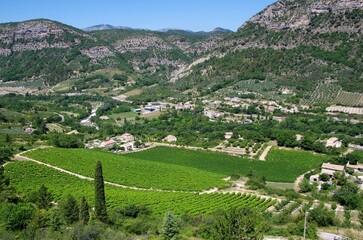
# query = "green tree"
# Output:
<box><xmin>79</xmin><ymin>196</ymin><xmax>90</xmax><ymax>225</ymax></box>
<box><xmin>0</xmin><ymin>166</ymin><xmax>16</xmax><ymax>202</ymax></box>
<box><xmin>343</xmin><ymin>209</ymin><xmax>351</xmax><ymax>228</ymax></box>
<box><xmin>36</xmin><ymin>185</ymin><xmax>53</xmax><ymax>210</ymax></box>
<box><xmin>0</xmin><ymin>147</ymin><xmax>13</xmax><ymax>165</ymax></box>
<box><xmin>299</xmin><ymin>178</ymin><xmax>312</xmax><ymax>193</ymax></box>
<box><xmin>334</xmin><ymin>182</ymin><xmax>362</xmax><ymax>209</ymax></box>
<box><xmin>61</xmin><ymin>195</ymin><xmax>79</xmax><ymax>224</ymax></box>
<box><xmin>319</xmin><ymin>173</ymin><xmax>330</xmax><ymax>182</ymax></box>
<box><xmin>95</xmin><ymin>161</ymin><xmax>107</xmax><ymax>222</ymax></box>
<box><xmin>211</xmin><ymin>207</ymin><xmax>267</xmax><ymax>240</ymax></box>
<box><xmin>160</xmin><ymin>212</ymin><xmax>179</xmax><ymax>240</ymax></box>
<box><xmin>308</xmin><ymin>204</ymin><xmax>335</xmax><ymax>227</ymax></box>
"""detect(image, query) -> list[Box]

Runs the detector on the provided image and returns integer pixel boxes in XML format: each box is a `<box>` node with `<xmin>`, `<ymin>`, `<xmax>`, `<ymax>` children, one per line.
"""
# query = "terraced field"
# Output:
<box><xmin>334</xmin><ymin>91</ymin><xmax>363</xmax><ymax>107</ymax></box>
<box><xmin>4</xmin><ymin>161</ymin><xmax>276</xmax><ymax>216</ymax></box>
<box><xmin>300</xmin><ymin>83</ymin><xmax>341</xmax><ymax>106</ymax></box>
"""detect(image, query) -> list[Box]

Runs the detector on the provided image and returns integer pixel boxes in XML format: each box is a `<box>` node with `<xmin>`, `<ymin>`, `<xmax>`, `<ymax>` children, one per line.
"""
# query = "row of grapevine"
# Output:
<box><xmin>334</xmin><ymin>91</ymin><xmax>363</xmax><ymax>107</ymax></box>
<box><xmin>5</xmin><ymin>161</ymin><xmax>276</xmax><ymax>217</ymax></box>
<box><xmin>300</xmin><ymin>83</ymin><xmax>341</xmax><ymax>106</ymax></box>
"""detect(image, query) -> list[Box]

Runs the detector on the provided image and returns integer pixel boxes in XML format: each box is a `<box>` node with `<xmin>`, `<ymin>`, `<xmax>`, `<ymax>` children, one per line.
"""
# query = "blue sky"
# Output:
<box><xmin>1</xmin><ymin>0</ymin><xmax>276</xmax><ymax>31</ymax></box>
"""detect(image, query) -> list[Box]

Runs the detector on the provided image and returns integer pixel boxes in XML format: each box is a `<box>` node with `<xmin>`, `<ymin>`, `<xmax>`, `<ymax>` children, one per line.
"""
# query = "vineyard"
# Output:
<box><xmin>4</xmin><ymin>161</ymin><xmax>276</xmax><ymax>216</ymax></box>
<box><xmin>127</xmin><ymin>147</ymin><xmax>328</xmax><ymax>183</ymax></box>
<box><xmin>24</xmin><ymin>148</ymin><xmax>228</xmax><ymax>191</ymax></box>
<box><xmin>300</xmin><ymin>83</ymin><xmax>341</xmax><ymax>106</ymax></box>
<box><xmin>46</xmin><ymin>123</ymin><xmax>65</xmax><ymax>133</ymax></box>
<box><xmin>334</xmin><ymin>91</ymin><xmax>363</xmax><ymax>107</ymax></box>
<box><xmin>326</xmin><ymin>106</ymin><xmax>363</xmax><ymax>115</ymax></box>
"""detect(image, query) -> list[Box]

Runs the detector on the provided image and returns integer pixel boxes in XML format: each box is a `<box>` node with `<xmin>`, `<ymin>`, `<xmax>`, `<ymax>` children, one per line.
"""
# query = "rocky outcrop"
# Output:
<box><xmin>0</xmin><ymin>19</ymin><xmax>88</xmax><ymax>56</ymax></box>
<box><xmin>241</xmin><ymin>0</ymin><xmax>363</xmax><ymax>31</ymax></box>
<box><xmin>116</xmin><ymin>35</ymin><xmax>172</xmax><ymax>53</ymax></box>
<box><xmin>81</xmin><ymin>46</ymin><xmax>114</xmax><ymax>59</ymax></box>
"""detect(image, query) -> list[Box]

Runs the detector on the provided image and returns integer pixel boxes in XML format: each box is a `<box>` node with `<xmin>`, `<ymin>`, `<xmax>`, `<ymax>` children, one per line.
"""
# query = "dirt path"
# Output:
<box><xmin>293</xmin><ymin>171</ymin><xmax>309</xmax><ymax>192</ymax></box>
<box><xmin>259</xmin><ymin>146</ymin><xmax>272</xmax><ymax>161</ymax></box>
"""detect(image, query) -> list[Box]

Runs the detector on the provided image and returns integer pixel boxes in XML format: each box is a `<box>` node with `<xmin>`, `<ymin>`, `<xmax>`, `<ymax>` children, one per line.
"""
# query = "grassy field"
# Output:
<box><xmin>127</xmin><ymin>147</ymin><xmax>328</xmax><ymax>183</ymax></box>
<box><xmin>4</xmin><ymin>161</ymin><xmax>276</xmax><ymax>216</ymax></box>
<box><xmin>24</xmin><ymin>148</ymin><xmax>227</xmax><ymax>191</ymax></box>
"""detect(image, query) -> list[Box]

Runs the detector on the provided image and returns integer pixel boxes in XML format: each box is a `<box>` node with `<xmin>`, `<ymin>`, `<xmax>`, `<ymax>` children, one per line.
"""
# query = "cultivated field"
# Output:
<box><xmin>300</xmin><ymin>83</ymin><xmax>341</xmax><ymax>106</ymax></box>
<box><xmin>5</xmin><ymin>161</ymin><xmax>276</xmax><ymax>216</ymax></box>
<box><xmin>334</xmin><ymin>91</ymin><xmax>363</xmax><ymax>107</ymax></box>
<box><xmin>127</xmin><ymin>147</ymin><xmax>328</xmax><ymax>183</ymax></box>
<box><xmin>24</xmin><ymin>148</ymin><xmax>228</xmax><ymax>191</ymax></box>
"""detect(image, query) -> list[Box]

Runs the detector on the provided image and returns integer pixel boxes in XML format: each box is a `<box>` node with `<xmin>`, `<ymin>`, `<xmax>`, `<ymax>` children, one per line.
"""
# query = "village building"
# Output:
<box><xmin>99</xmin><ymin>116</ymin><xmax>110</xmax><ymax>120</ymax></box>
<box><xmin>204</xmin><ymin>110</ymin><xmax>224</xmax><ymax>120</ymax></box>
<box><xmin>100</xmin><ymin>139</ymin><xmax>116</xmax><ymax>148</ymax></box>
<box><xmin>163</xmin><ymin>135</ymin><xmax>177</xmax><ymax>142</ymax></box>
<box><xmin>325</xmin><ymin>137</ymin><xmax>342</xmax><ymax>148</ymax></box>
<box><xmin>121</xmin><ymin>142</ymin><xmax>135</xmax><ymax>152</ymax></box>
<box><xmin>225</xmin><ymin>132</ymin><xmax>233</xmax><ymax>140</ymax></box>
<box><xmin>116</xmin><ymin>133</ymin><xmax>135</xmax><ymax>143</ymax></box>
<box><xmin>321</xmin><ymin>163</ymin><xmax>345</xmax><ymax>177</ymax></box>
<box><xmin>24</xmin><ymin>127</ymin><xmax>35</xmax><ymax>134</ymax></box>
<box><xmin>346</xmin><ymin>162</ymin><xmax>363</xmax><ymax>173</ymax></box>
<box><xmin>296</xmin><ymin>134</ymin><xmax>303</xmax><ymax>142</ymax></box>
<box><xmin>241</xmin><ymin>119</ymin><xmax>253</xmax><ymax>124</ymax></box>
<box><xmin>66</xmin><ymin>130</ymin><xmax>79</xmax><ymax>135</ymax></box>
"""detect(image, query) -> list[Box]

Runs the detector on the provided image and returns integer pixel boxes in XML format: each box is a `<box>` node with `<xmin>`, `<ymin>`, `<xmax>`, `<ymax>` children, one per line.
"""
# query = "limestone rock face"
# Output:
<box><xmin>240</xmin><ymin>0</ymin><xmax>363</xmax><ymax>31</ymax></box>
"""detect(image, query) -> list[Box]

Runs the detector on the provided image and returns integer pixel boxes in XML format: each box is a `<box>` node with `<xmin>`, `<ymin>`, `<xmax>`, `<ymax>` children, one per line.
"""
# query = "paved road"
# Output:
<box><xmin>318</xmin><ymin>232</ymin><xmax>347</xmax><ymax>240</ymax></box>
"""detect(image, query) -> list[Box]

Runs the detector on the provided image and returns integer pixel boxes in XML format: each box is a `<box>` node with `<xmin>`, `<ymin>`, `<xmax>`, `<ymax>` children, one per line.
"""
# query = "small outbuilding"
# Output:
<box><xmin>325</xmin><ymin>137</ymin><xmax>342</xmax><ymax>148</ymax></box>
<box><xmin>163</xmin><ymin>135</ymin><xmax>177</xmax><ymax>143</ymax></box>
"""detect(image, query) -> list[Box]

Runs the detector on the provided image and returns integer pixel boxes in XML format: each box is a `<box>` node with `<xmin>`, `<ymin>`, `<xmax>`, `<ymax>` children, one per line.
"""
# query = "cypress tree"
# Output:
<box><xmin>79</xmin><ymin>196</ymin><xmax>90</xmax><ymax>225</ymax></box>
<box><xmin>94</xmin><ymin>161</ymin><xmax>107</xmax><ymax>222</ymax></box>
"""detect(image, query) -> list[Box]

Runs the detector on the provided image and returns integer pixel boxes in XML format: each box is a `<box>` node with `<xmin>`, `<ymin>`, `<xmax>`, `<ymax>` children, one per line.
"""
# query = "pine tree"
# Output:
<box><xmin>61</xmin><ymin>195</ymin><xmax>79</xmax><ymax>224</ymax></box>
<box><xmin>160</xmin><ymin>212</ymin><xmax>179</xmax><ymax>240</ymax></box>
<box><xmin>94</xmin><ymin>161</ymin><xmax>107</xmax><ymax>222</ymax></box>
<box><xmin>79</xmin><ymin>196</ymin><xmax>90</xmax><ymax>225</ymax></box>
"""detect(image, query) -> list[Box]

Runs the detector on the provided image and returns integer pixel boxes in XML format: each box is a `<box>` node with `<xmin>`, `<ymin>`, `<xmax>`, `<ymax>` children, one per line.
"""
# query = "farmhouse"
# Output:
<box><xmin>116</xmin><ymin>133</ymin><xmax>135</xmax><ymax>143</ymax></box>
<box><xmin>325</xmin><ymin>137</ymin><xmax>342</xmax><ymax>148</ymax></box>
<box><xmin>100</xmin><ymin>139</ymin><xmax>116</xmax><ymax>148</ymax></box>
<box><xmin>321</xmin><ymin>163</ymin><xmax>345</xmax><ymax>176</ymax></box>
<box><xmin>164</xmin><ymin>135</ymin><xmax>177</xmax><ymax>142</ymax></box>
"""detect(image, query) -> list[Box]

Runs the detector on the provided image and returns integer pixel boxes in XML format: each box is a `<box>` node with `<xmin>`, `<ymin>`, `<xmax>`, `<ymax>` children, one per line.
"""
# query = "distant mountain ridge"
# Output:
<box><xmin>84</xmin><ymin>24</ymin><xmax>233</xmax><ymax>33</ymax></box>
<box><xmin>0</xmin><ymin>0</ymin><xmax>362</xmax><ymax>101</ymax></box>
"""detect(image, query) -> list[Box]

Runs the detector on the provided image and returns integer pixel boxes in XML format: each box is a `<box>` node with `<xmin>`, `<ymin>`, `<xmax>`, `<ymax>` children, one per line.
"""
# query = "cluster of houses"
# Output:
<box><xmin>134</xmin><ymin>101</ymin><xmax>194</xmax><ymax>115</ymax></box>
<box><xmin>86</xmin><ymin>133</ymin><xmax>136</xmax><ymax>152</ymax></box>
<box><xmin>310</xmin><ymin>162</ymin><xmax>363</xmax><ymax>186</ymax></box>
